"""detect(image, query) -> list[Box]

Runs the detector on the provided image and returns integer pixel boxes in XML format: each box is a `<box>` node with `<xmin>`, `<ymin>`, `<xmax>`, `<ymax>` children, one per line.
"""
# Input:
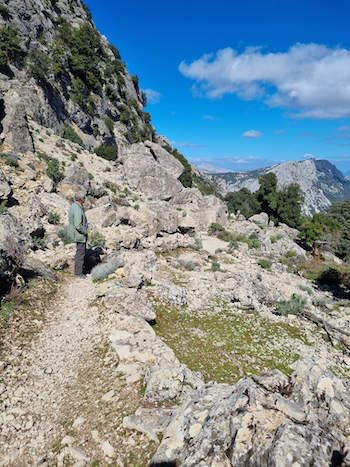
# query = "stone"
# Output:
<box><xmin>123</xmin><ymin>407</ymin><xmax>174</xmax><ymax>443</ymax></box>
<box><xmin>72</xmin><ymin>416</ymin><xmax>86</xmax><ymax>429</ymax></box>
<box><xmin>101</xmin><ymin>441</ymin><xmax>115</xmax><ymax>458</ymax></box>
<box><xmin>101</xmin><ymin>390</ymin><xmax>115</xmax><ymax>402</ymax></box>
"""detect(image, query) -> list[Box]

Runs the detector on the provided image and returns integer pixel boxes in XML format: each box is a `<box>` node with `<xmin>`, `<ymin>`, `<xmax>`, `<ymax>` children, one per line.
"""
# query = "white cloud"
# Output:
<box><xmin>274</xmin><ymin>129</ymin><xmax>285</xmax><ymax>135</ymax></box>
<box><xmin>337</xmin><ymin>126</ymin><xmax>350</xmax><ymax>132</ymax></box>
<box><xmin>179</xmin><ymin>44</ymin><xmax>350</xmax><ymax>119</ymax></box>
<box><xmin>144</xmin><ymin>89</ymin><xmax>161</xmax><ymax>104</ymax></box>
<box><xmin>202</xmin><ymin>114</ymin><xmax>217</xmax><ymax>120</ymax></box>
<box><xmin>242</xmin><ymin>129</ymin><xmax>262</xmax><ymax>138</ymax></box>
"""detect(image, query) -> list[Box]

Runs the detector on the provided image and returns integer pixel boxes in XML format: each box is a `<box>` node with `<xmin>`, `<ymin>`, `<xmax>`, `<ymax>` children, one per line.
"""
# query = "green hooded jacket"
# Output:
<box><xmin>67</xmin><ymin>201</ymin><xmax>88</xmax><ymax>243</ymax></box>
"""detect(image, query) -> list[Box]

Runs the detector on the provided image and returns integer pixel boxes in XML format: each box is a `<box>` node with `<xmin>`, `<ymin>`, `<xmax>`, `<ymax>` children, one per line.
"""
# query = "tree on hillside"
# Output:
<box><xmin>277</xmin><ymin>183</ymin><xmax>304</xmax><ymax>229</ymax></box>
<box><xmin>298</xmin><ymin>213</ymin><xmax>340</xmax><ymax>256</ymax></box>
<box><xmin>255</xmin><ymin>173</ymin><xmax>279</xmax><ymax>221</ymax></box>
<box><xmin>225</xmin><ymin>188</ymin><xmax>260</xmax><ymax>218</ymax></box>
<box><xmin>327</xmin><ymin>199</ymin><xmax>350</xmax><ymax>260</ymax></box>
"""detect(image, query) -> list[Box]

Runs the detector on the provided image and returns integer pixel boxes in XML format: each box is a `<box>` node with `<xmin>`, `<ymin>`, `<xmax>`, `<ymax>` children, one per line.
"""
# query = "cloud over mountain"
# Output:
<box><xmin>179</xmin><ymin>44</ymin><xmax>350</xmax><ymax>119</ymax></box>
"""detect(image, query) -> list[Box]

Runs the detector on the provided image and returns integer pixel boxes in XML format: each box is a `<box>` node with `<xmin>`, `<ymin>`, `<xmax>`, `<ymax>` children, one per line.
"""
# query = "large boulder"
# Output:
<box><xmin>58</xmin><ymin>164</ymin><xmax>90</xmax><ymax>200</ymax></box>
<box><xmin>0</xmin><ymin>213</ymin><xmax>30</xmax><ymax>294</ymax></box>
<box><xmin>121</xmin><ymin>142</ymin><xmax>184</xmax><ymax>201</ymax></box>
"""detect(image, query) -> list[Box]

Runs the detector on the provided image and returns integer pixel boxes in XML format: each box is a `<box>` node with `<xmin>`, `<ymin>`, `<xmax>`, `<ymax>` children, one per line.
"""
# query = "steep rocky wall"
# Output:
<box><xmin>0</xmin><ymin>0</ymin><xmax>151</xmax><ymax>152</ymax></box>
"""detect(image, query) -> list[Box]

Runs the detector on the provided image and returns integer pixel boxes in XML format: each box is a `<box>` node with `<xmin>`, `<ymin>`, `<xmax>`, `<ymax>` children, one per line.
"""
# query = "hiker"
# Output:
<box><xmin>68</xmin><ymin>192</ymin><xmax>88</xmax><ymax>278</ymax></box>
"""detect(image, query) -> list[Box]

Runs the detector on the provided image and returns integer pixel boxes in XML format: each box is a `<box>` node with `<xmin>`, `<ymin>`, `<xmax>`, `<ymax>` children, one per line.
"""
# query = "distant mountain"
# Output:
<box><xmin>212</xmin><ymin>159</ymin><xmax>350</xmax><ymax>215</ymax></box>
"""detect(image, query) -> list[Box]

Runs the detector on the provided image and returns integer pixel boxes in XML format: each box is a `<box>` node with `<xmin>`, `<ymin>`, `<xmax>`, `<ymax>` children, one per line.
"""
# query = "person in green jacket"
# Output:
<box><xmin>68</xmin><ymin>192</ymin><xmax>88</xmax><ymax>277</ymax></box>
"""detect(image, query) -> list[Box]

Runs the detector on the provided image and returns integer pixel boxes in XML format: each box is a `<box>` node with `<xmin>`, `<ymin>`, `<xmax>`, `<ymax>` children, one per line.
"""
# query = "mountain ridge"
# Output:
<box><xmin>211</xmin><ymin>158</ymin><xmax>350</xmax><ymax>215</ymax></box>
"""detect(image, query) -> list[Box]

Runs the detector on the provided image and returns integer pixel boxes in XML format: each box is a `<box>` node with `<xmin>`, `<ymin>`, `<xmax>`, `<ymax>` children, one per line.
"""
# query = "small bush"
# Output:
<box><xmin>247</xmin><ymin>232</ymin><xmax>261</xmax><ymax>249</ymax></box>
<box><xmin>58</xmin><ymin>226</ymin><xmax>72</xmax><ymax>245</ymax></box>
<box><xmin>298</xmin><ymin>285</ymin><xmax>314</xmax><ymax>296</ymax></box>
<box><xmin>0</xmin><ymin>300</ymin><xmax>15</xmax><ymax>322</ymax></box>
<box><xmin>258</xmin><ymin>259</ymin><xmax>272</xmax><ymax>270</ymax></box>
<box><xmin>270</xmin><ymin>234</ymin><xmax>283</xmax><ymax>244</ymax></box>
<box><xmin>48</xmin><ymin>212</ymin><xmax>60</xmax><ymax>225</ymax></box>
<box><xmin>228</xmin><ymin>239</ymin><xmax>239</xmax><ymax>251</ymax></box>
<box><xmin>104</xmin><ymin>117</ymin><xmax>114</xmax><ymax>134</ymax></box>
<box><xmin>91</xmin><ymin>255</ymin><xmax>124</xmax><ymax>281</ymax></box>
<box><xmin>182</xmin><ymin>260</ymin><xmax>197</xmax><ymax>271</ymax></box>
<box><xmin>285</xmin><ymin>250</ymin><xmax>297</xmax><ymax>258</ymax></box>
<box><xmin>0</xmin><ymin>199</ymin><xmax>8</xmax><ymax>215</ymax></box>
<box><xmin>0</xmin><ymin>25</ymin><xmax>21</xmax><ymax>68</ymax></box>
<box><xmin>133</xmin><ymin>203</ymin><xmax>140</xmax><ymax>210</ymax></box>
<box><xmin>63</xmin><ymin>125</ymin><xmax>85</xmax><ymax>147</ymax></box>
<box><xmin>0</xmin><ymin>5</ymin><xmax>11</xmax><ymax>20</ymax></box>
<box><xmin>0</xmin><ymin>151</ymin><xmax>20</xmax><ymax>167</ymax></box>
<box><xmin>275</xmin><ymin>293</ymin><xmax>307</xmax><ymax>316</ymax></box>
<box><xmin>71</xmin><ymin>154</ymin><xmax>77</xmax><ymax>161</ymax></box>
<box><xmin>209</xmin><ymin>223</ymin><xmax>232</xmax><ymax>242</ymax></box>
<box><xmin>33</xmin><ymin>236</ymin><xmax>47</xmax><ymax>250</ymax></box>
<box><xmin>103</xmin><ymin>180</ymin><xmax>117</xmax><ymax>193</ymax></box>
<box><xmin>192</xmin><ymin>237</ymin><xmax>203</xmax><ymax>251</ymax></box>
<box><xmin>88</xmin><ymin>230</ymin><xmax>106</xmax><ymax>248</ymax></box>
<box><xmin>45</xmin><ymin>157</ymin><xmax>64</xmax><ymax>184</ymax></box>
<box><xmin>28</xmin><ymin>49</ymin><xmax>51</xmax><ymax>81</ymax></box>
<box><xmin>95</xmin><ymin>145</ymin><xmax>118</xmax><ymax>161</ymax></box>
<box><xmin>211</xmin><ymin>261</ymin><xmax>221</xmax><ymax>272</ymax></box>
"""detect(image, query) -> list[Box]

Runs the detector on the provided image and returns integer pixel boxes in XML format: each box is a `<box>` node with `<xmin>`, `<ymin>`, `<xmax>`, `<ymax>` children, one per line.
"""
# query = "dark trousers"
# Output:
<box><xmin>75</xmin><ymin>242</ymin><xmax>86</xmax><ymax>276</ymax></box>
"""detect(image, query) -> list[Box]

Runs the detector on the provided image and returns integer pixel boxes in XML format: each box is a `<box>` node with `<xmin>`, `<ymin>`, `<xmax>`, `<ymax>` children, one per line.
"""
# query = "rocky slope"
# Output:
<box><xmin>0</xmin><ymin>1</ymin><xmax>350</xmax><ymax>466</ymax></box>
<box><xmin>213</xmin><ymin>159</ymin><xmax>350</xmax><ymax>215</ymax></box>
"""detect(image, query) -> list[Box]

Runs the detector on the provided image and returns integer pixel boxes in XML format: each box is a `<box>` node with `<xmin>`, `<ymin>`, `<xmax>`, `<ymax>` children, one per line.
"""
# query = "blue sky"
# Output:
<box><xmin>88</xmin><ymin>0</ymin><xmax>350</xmax><ymax>174</ymax></box>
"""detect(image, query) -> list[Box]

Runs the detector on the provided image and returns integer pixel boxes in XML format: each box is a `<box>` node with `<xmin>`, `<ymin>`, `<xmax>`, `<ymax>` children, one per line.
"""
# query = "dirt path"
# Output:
<box><xmin>0</xmin><ymin>277</ymin><xmax>156</xmax><ymax>466</ymax></box>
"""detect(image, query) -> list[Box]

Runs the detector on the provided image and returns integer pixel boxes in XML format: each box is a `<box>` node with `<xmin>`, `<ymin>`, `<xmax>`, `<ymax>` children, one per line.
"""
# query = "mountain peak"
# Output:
<box><xmin>212</xmin><ymin>158</ymin><xmax>350</xmax><ymax>215</ymax></box>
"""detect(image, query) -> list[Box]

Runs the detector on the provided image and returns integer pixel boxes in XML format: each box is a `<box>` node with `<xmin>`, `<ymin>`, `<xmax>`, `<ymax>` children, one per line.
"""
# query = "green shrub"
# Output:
<box><xmin>0</xmin><ymin>300</ymin><xmax>15</xmax><ymax>322</ymax></box>
<box><xmin>71</xmin><ymin>153</ymin><xmax>77</xmax><ymax>161</ymax></box>
<box><xmin>192</xmin><ymin>237</ymin><xmax>203</xmax><ymax>251</ymax></box>
<box><xmin>228</xmin><ymin>239</ymin><xmax>239</xmax><ymax>251</ymax></box>
<box><xmin>270</xmin><ymin>234</ymin><xmax>283</xmax><ymax>244</ymax></box>
<box><xmin>211</xmin><ymin>261</ymin><xmax>221</xmax><ymax>272</ymax></box>
<box><xmin>247</xmin><ymin>232</ymin><xmax>261</xmax><ymax>249</ymax></box>
<box><xmin>0</xmin><ymin>25</ymin><xmax>21</xmax><ymax>68</ymax></box>
<box><xmin>88</xmin><ymin>230</ymin><xmax>106</xmax><ymax>248</ymax></box>
<box><xmin>33</xmin><ymin>236</ymin><xmax>47</xmax><ymax>250</ymax></box>
<box><xmin>0</xmin><ymin>199</ymin><xmax>8</xmax><ymax>215</ymax></box>
<box><xmin>48</xmin><ymin>212</ymin><xmax>60</xmax><ymax>225</ymax></box>
<box><xmin>103</xmin><ymin>180</ymin><xmax>117</xmax><ymax>193</ymax></box>
<box><xmin>0</xmin><ymin>152</ymin><xmax>19</xmax><ymax>167</ymax></box>
<box><xmin>0</xmin><ymin>6</ymin><xmax>11</xmax><ymax>20</ymax></box>
<box><xmin>298</xmin><ymin>285</ymin><xmax>314</xmax><ymax>296</ymax></box>
<box><xmin>104</xmin><ymin>117</ymin><xmax>114</xmax><ymax>134</ymax></box>
<box><xmin>63</xmin><ymin>125</ymin><xmax>85</xmax><ymax>147</ymax></box>
<box><xmin>258</xmin><ymin>259</ymin><xmax>272</xmax><ymax>270</ymax></box>
<box><xmin>88</xmin><ymin>172</ymin><xmax>94</xmax><ymax>180</ymax></box>
<box><xmin>95</xmin><ymin>145</ymin><xmax>118</xmax><ymax>161</ymax></box>
<box><xmin>45</xmin><ymin>157</ymin><xmax>64</xmax><ymax>184</ymax></box>
<box><xmin>275</xmin><ymin>294</ymin><xmax>307</xmax><ymax>316</ymax></box>
<box><xmin>70</xmin><ymin>77</ymin><xmax>87</xmax><ymax>108</ymax></box>
<box><xmin>28</xmin><ymin>49</ymin><xmax>51</xmax><ymax>81</ymax></box>
<box><xmin>120</xmin><ymin>108</ymin><xmax>133</xmax><ymax>124</ymax></box>
<box><xmin>285</xmin><ymin>250</ymin><xmax>297</xmax><ymax>258</ymax></box>
<box><xmin>209</xmin><ymin>223</ymin><xmax>232</xmax><ymax>242</ymax></box>
<box><xmin>181</xmin><ymin>260</ymin><xmax>197</xmax><ymax>271</ymax></box>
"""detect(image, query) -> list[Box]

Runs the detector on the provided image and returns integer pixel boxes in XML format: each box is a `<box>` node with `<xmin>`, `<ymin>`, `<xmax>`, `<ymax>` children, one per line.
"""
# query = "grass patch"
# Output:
<box><xmin>152</xmin><ymin>297</ymin><xmax>306</xmax><ymax>383</ymax></box>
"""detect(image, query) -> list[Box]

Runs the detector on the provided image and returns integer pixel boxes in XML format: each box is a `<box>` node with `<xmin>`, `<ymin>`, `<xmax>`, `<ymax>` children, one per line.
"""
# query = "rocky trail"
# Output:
<box><xmin>0</xmin><ymin>276</ymin><xmax>156</xmax><ymax>466</ymax></box>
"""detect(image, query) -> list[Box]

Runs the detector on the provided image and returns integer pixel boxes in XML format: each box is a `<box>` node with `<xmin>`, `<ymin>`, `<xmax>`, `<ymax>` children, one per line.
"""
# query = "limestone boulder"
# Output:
<box><xmin>121</xmin><ymin>142</ymin><xmax>184</xmax><ymax>201</ymax></box>
<box><xmin>58</xmin><ymin>164</ymin><xmax>90</xmax><ymax>200</ymax></box>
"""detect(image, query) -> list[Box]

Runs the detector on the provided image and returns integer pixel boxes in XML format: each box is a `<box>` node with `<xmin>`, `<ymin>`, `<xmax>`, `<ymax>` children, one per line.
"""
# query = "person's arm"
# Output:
<box><xmin>73</xmin><ymin>205</ymin><xmax>88</xmax><ymax>235</ymax></box>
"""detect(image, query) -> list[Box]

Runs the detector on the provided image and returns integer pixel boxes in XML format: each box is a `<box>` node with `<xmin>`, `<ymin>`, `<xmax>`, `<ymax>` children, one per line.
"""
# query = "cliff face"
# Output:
<box><xmin>213</xmin><ymin>159</ymin><xmax>350</xmax><ymax>215</ymax></box>
<box><xmin>0</xmin><ymin>0</ymin><xmax>152</xmax><ymax>152</ymax></box>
